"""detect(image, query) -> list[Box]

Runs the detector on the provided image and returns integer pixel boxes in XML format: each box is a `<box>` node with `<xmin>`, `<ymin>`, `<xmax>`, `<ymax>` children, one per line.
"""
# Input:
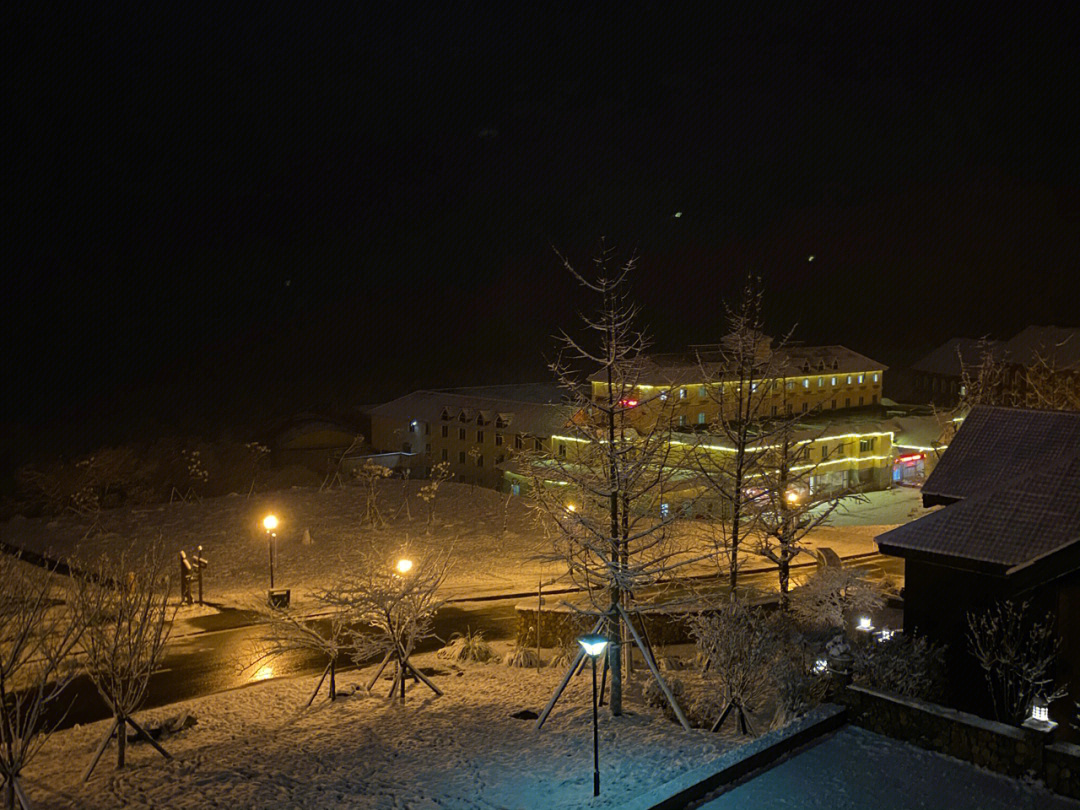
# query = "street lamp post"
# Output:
<box><xmin>263</xmin><ymin>514</ymin><xmax>278</xmax><ymax>589</ymax></box>
<box><xmin>577</xmin><ymin>634</ymin><xmax>609</xmax><ymax>797</ymax></box>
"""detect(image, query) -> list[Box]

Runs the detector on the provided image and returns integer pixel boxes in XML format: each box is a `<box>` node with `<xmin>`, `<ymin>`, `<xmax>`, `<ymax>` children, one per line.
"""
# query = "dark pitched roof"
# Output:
<box><xmin>877</xmin><ymin>454</ymin><xmax>1080</xmax><ymax>572</ymax></box>
<box><xmin>910</xmin><ymin>337</ymin><xmax>995</xmax><ymax>378</ymax></box>
<box><xmin>921</xmin><ymin>405</ymin><xmax>1080</xmax><ymax>504</ymax></box>
<box><xmin>1000</xmin><ymin>325</ymin><xmax>1080</xmax><ymax>370</ymax></box>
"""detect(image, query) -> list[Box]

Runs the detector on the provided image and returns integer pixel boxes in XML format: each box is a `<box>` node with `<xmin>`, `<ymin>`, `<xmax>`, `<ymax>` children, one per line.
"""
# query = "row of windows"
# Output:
<box><xmin>440</xmin><ymin>449</ymin><xmax>507</xmax><ymax>467</ymax></box>
<box><xmin>676</xmin><ymin>393</ymin><xmax>880</xmax><ymax>426</ymax></box>
<box><xmin>629</xmin><ymin>373</ymin><xmax>881</xmax><ymax>402</ymax></box>
<box><xmin>436</xmin><ymin>424</ymin><xmax>544</xmax><ymax>450</ymax></box>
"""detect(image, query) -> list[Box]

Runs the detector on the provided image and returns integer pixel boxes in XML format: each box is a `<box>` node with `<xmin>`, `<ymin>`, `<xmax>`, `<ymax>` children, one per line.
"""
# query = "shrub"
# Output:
<box><xmin>438</xmin><ymin>628</ymin><xmax>499</xmax><ymax>663</ymax></box>
<box><xmin>852</xmin><ymin>633</ymin><xmax>949</xmax><ymax>702</ymax></box>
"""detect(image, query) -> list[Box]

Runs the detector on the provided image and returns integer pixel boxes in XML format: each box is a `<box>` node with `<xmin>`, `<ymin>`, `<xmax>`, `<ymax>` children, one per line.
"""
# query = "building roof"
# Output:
<box><xmin>1000</xmin><ymin>325</ymin><xmax>1080</xmax><ymax>370</ymax></box>
<box><xmin>590</xmin><ymin>345</ymin><xmax>886</xmax><ymax>386</ymax></box>
<box><xmin>431</xmin><ymin>382</ymin><xmax>566</xmax><ymax>405</ymax></box>
<box><xmin>366</xmin><ymin>390</ymin><xmax>575</xmax><ymax>437</ymax></box>
<box><xmin>909</xmin><ymin>337</ymin><xmax>995</xmax><ymax>378</ymax></box>
<box><xmin>877</xmin><ymin>454</ymin><xmax>1080</xmax><ymax>572</ymax></box>
<box><xmin>887</xmin><ymin>414</ymin><xmax>953</xmax><ymax>451</ymax></box>
<box><xmin>920</xmin><ymin>405</ymin><xmax>1080</xmax><ymax>504</ymax></box>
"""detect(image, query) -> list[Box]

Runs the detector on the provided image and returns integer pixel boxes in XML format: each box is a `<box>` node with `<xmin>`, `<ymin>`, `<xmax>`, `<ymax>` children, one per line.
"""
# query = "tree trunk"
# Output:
<box><xmin>116</xmin><ymin>715</ymin><xmax>126</xmax><ymax>769</ymax></box>
<box><xmin>5</xmin><ymin>773</ymin><xmax>15</xmax><ymax>810</ymax></box>
<box><xmin>329</xmin><ymin>661</ymin><xmax>336</xmax><ymax>701</ymax></box>
<box><xmin>778</xmin><ymin>553</ymin><xmax>790</xmax><ymax>612</ymax></box>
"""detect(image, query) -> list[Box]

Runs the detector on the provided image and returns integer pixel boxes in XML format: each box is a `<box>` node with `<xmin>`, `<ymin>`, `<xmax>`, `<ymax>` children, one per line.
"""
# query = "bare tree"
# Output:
<box><xmin>247</xmin><ymin>597</ymin><xmax>351</xmax><ymax>707</ymax></box>
<box><xmin>744</xmin><ymin>414</ymin><xmax>851</xmax><ymax>611</ymax></box>
<box><xmin>967</xmin><ymin>600</ymin><xmax>1067</xmax><ymax>724</ymax></box>
<box><xmin>529</xmin><ymin>243</ymin><xmax>694</xmax><ymax>727</ymax></box>
<box><xmin>687</xmin><ymin>597</ymin><xmax>775</xmax><ymax>735</ymax></box>
<box><xmin>960</xmin><ymin>337</ymin><xmax>1080</xmax><ymax>412</ymax></box>
<box><xmin>693</xmin><ymin>275</ymin><xmax>794</xmax><ymax>590</ymax></box>
<box><xmin>0</xmin><ymin>554</ymin><xmax>82</xmax><ymax>810</ymax></box>
<box><xmin>326</xmin><ymin>544</ymin><xmax>451</xmax><ymax>705</ymax></box>
<box><xmin>68</xmin><ymin>550</ymin><xmax>174</xmax><ymax>780</ymax></box>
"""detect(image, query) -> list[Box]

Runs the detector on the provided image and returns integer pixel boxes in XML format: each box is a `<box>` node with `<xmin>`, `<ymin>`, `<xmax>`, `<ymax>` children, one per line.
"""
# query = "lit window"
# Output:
<box><xmin>786</xmin><ymin>381</ymin><xmax>794</xmax><ymax>390</ymax></box>
<box><xmin>751</xmin><ymin>382</ymin><xmax>758</xmax><ymax>392</ymax></box>
<box><xmin>802</xmin><ymin>378</ymin><xmax>809</xmax><ymax>389</ymax></box>
<box><xmin>831</xmin><ymin>377</ymin><xmax>837</xmax><ymax>386</ymax></box>
<box><xmin>858</xmin><ymin>374</ymin><xmax>865</xmax><ymax>384</ymax></box>
<box><xmin>698</xmin><ymin>386</ymin><xmax>707</xmax><ymax>398</ymax></box>
<box><xmin>818</xmin><ymin>377</ymin><xmax>824</xmax><ymax>387</ymax></box>
<box><xmin>873</xmin><ymin>373</ymin><xmax>879</xmax><ymax>383</ymax></box>
<box><xmin>660</xmin><ymin>391</ymin><xmax>668</xmax><ymax>401</ymax></box>
<box><xmin>679</xmin><ymin>388</ymin><xmax>687</xmax><ymax>400</ymax></box>
<box><xmin>846</xmin><ymin>375</ymin><xmax>853</xmax><ymax>385</ymax></box>
<box><xmin>697</xmin><ymin>412</ymin><xmax>706</xmax><ymax>424</ymax></box>
<box><xmin>678</xmin><ymin>415</ymin><xmax>687</xmax><ymax>426</ymax></box>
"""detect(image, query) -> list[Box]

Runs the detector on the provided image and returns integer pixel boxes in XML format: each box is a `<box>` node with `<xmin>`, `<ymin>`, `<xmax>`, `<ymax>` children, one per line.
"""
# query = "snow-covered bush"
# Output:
<box><xmin>504</xmin><ymin>643</ymin><xmax>540</xmax><ymax>668</ymax></box>
<box><xmin>642</xmin><ymin>675</ymin><xmax>686</xmax><ymax>723</ymax></box>
<box><xmin>852</xmin><ymin>633</ymin><xmax>948</xmax><ymax>702</ymax></box>
<box><xmin>789</xmin><ymin>567</ymin><xmax>885</xmax><ymax>631</ymax></box>
<box><xmin>438</xmin><ymin>628</ymin><xmax>499</xmax><ymax>663</ymax></box>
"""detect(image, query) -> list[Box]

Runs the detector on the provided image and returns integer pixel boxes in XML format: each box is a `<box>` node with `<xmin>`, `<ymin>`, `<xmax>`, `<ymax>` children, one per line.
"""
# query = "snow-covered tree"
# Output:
<box><xmin>744</xmin><ymin>413</ymin><xmax>851</xmax><ymax>611</ymax></box>
<box><xmin>0</xmin><ymin>554</ymin><xmax>82</xmax><ymax>810</ymax></box>
<box><xmin>692</xmin><ymin>275</ymin><xmax>794</xmax><ymax>590</ymax></box>
<box><xmin>354</xmin><ymin>460</ymin><xmax>394</xmax><ymax>527</ymax></box>
<box><xmin>326</xmin><ymin>544</ymin><xmax>451</xmax><ymax>705</ymax></box>
<box><xmin>68</xmin><ymin>549</ymin><xmax>174</xmax><ymax>779</ymax></box>
<box><xmin>687</xmin><ymin>596</ymin><xmax>775</xmax><ymax>735</ymax></box>
<box><xmin>529</xmin><ymin>243</ymin><xmax>692</xmax><ymax>726</ymax></box>
<box><xmin>417</xmin><ymin>460</ymin><xmax>452</xmax><ymax>529</ymax></box>
<box><xmin>248</xmin><ymin>597</ymin><xmax>350</xmax><ymax>706</ymax></box>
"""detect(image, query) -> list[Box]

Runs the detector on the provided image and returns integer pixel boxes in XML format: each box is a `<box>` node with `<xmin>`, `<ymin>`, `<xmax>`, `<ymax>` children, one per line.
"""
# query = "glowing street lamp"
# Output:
<box><xmin>1023</xmin><ymin>694</ymin><xmax>1057</xmax><ymax>732</ymax></box>
<box><xmin>577</xmin><ymin>634</ymin><xmax>609</xmax><ymax>797</ymax></box>
<box><xmin>785</xmin><ymin>490</ymin><xmax>800</xmax><ymax>505</ymax></box>
<box><xmin>395</xmin><ymin>558</ymin><xmax>414</xmax><ymax>576</ymax></box>
<box><xmin>263</xmin><ymin>514</ymin><xmax>279</xmax><ymax>589</ymax></box>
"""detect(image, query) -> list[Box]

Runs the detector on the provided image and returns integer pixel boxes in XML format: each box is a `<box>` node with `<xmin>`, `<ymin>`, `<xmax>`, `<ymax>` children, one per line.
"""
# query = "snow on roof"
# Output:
<box><xmin>589</xmin><ymin>345</ymin><xmax>886</xmax><ymax>386</ymax></box>
<box><xmin>1000</xmin><ymin>325</ymin><xmax>1080</xmax><ymax>369</ymax></box>
<box><xmin>910</xmin><ymin>337</ymin><xmax>996</xmax><ymax>378</ymax></box>
<box><xmin>367</xmin><ymin>390</ymin><xmax>575</xmax><ymax>437</ymax></box>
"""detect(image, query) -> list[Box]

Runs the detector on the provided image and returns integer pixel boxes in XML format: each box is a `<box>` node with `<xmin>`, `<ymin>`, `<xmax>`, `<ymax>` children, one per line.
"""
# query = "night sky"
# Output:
<box><xmin>7</xmin><ymin>4</ymin><xmax>1080</xmax><ymax>470</ymax></box>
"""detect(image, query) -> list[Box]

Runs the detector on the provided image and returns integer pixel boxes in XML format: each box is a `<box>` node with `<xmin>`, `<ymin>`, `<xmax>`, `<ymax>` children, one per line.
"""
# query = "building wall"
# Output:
<box><xmin>592</xmin><ymin>369</ymin><xmax>884</xmax><ymax>426</ymax></box>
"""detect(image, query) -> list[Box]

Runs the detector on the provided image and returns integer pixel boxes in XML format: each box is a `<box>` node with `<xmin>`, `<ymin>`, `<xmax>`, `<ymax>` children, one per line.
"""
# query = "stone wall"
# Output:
<box><xmin>839</xmin><ymin>684</ymin><xmax>1080</xmax><ymax>800</ymax></box>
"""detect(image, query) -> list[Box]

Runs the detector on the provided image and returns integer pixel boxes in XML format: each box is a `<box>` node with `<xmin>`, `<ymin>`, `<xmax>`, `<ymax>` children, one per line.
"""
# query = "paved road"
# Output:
<box><xmin>49</xmin><ymin>553</ymin><xmax>904</xmax><ymax>730</ymax></box>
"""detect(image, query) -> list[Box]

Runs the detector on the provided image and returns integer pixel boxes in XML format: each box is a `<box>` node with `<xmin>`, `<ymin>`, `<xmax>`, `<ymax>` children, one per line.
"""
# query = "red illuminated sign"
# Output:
<box><xmin>894</xmin><ymin>453</ymin><xmax>925</xmax><ymax>464</ymax></box>
<box><xmin>620</xmin><ymin>399</ymin><xmax>639</xmax><ymax>408</ymax></box>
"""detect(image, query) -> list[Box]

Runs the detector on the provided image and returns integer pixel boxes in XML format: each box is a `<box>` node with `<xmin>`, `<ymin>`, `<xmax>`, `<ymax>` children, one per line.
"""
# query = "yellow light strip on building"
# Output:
<box><xmin>594</xmin><ymin>370</ymin><xmax>884</xmax><ymax>391</ymax></box>
<box><xmin>674</xmin><ymin>431</ymin><xmax>894</xmax><ymax>453</ymax></box>
<box><xmin>896</xmin><ymin>444</ymin><xmax>949</xmax><ymax>452</ymax></box>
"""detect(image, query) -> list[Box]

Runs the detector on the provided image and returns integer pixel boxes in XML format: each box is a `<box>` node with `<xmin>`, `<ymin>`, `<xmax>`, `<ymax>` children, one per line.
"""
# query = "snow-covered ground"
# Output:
<box><xmin>820</xmin><ymin>486</ymin><xmax>935</xmax><ymax>526</ymax></box>
<box><xmin>1</xmin><ymin>481</ymin><xmax>896</xmax><ymax>613</ymax></box>
<box><xmin>696</xmin><ymin>724</ymin><xmax>1078</xmax><ymax>810</ymax></box>
<box><xmin>22</xmin><ymin>643</ymin><xmax>742</xmax><ymax>810</ymax></box>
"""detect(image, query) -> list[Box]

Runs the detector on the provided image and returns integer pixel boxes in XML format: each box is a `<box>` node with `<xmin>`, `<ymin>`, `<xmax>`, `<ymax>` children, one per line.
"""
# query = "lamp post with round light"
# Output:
<box><xmin>263</xmin><ymin>514</ymin><xmax>278</xmax><ymax>589</ymax></box>
<box><xmin>577</xmin><ymin>634</ymin><xmax>609</xmax><ymax>797</ymax></box>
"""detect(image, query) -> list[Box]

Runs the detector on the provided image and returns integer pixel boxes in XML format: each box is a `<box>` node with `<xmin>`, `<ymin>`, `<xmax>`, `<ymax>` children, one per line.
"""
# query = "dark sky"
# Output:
<box><xmin>6</xmin><ymin>4</ymin><xmax>1080</xmax><ymax>464</ymax></box>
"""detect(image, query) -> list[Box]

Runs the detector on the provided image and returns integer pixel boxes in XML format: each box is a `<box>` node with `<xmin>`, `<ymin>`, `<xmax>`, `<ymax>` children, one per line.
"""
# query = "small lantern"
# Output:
<box><xmin>856</xmin><ymin>616</ymin><xmax>873</xmax><ymax>633</ymax></box>
<box><xmin>1023</xmin><ymin>694</ymin><xmax>1058</xmax><ymax>732</ymax></box>
<box><xmin>812</xmin><ymin>658</ymin><xmax>828</xmax><ymax>675</ymax></box>
<box><xmin>875</xmin><ymin>628</ymin><xmax>895</xmax><ymax>643</ymax></box>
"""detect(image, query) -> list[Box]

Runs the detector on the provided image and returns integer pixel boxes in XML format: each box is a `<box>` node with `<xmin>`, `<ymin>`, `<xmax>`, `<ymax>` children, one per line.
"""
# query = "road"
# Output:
<box><xmin>49</xmin><ymin>553</ymin><xmax>904</xmax><ymax>730</ymax></box>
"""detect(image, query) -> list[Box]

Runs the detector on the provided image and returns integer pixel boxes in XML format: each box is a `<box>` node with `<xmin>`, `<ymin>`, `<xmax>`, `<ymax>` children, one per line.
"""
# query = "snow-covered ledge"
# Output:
<box><xmin>622</xmin><ymin>704</ymin><xmax>848</xmax><ymax>810</ymax></box>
